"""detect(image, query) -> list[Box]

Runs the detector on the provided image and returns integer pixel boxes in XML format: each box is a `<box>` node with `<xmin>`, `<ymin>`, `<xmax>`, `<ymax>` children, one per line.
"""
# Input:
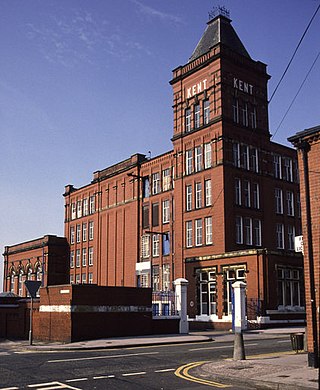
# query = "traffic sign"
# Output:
<box><xmin>24</xmin><ymin>280</ymin><xmax>42</xmax><ymax>298</ymax></box>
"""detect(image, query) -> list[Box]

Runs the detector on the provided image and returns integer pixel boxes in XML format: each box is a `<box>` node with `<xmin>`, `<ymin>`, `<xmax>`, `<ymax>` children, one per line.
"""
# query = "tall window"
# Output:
<box><xmin>243</xmin><ymin>180</ymin><xmax>250</xmax><ymax>207</ymax></box>
<box><xmin>76</xmin><ymin>249</ymin><xmax>80</xmax><ymax>267</ymax></box>
<box><xmin>76</xmin><ymin>224</ymin><xmax>81</xmax><ymax>243</ymax></box>
<box><xmin>82</xmin><ymin>222</ymin><xmax>87</xmax><ymax>242</ymax></box>
<box><xmin>203</xmin><ymin>99</ymin><xmax>210</xmax><ymax>125</ymax></box>
<box><xmin>236</xmin><ymin>216</ymin><xmax>243</xmax><ymax>244</ymax></box>
<box><xmin>152</xmin><ymin>265</ymin><xmax>160</xmax><ymax>292</ymax></box>
<box><xmin>70</xmin><ymin>251</ymin><xmax>74</xmax><ymax>268</ymax></box>
<box><xmin>205</xmin><ymin>179</ymin><xmax>212</xmax><ymax>206</ymax></box>
<box><xmin>194</xmin><ymin>104</ymin><xmax>200</xmax><ymax>128</ymax></box>
<box><xmin>273</xmin><ymin>155</ymin><xmax>282</xmax><ymax>179</ymax></box>
<box><xmin>275</xmin><ymin>188</ymin><xmax>283</xmax><ymax>214</ymax></box>
<box><xmin>88</xmin><ymin>247</ymin><xmax>93</xmax><ymax>265</ymax></box>
<box><xmin>89</xmin><ymin>196</ymin><xmax>95</xmax><ymax>214</ymax></box>
<box><xmin>252</xmin><ymin>182</ymin><xmax>260</xmax><ymax>209</ymax></box>
<box><xmin>10</xmin><ymin>272</ymin><xmax>15</xmax><ymax>293</ymax></box>
<box><xmin>250</xmin><ymin>148</ymin><xmax>259</xmax><ymax>172</ymax></box>
<box><xmin>70</xmin><ymin>226</ymin><xmax>75</xmax><ymax>244</ymax></box>
<box><xmin>205</xmin><ymin>217</ymin><xmax>213</xmax><ymax>245</ymax></box>
<box><xmin>162</xmin><ymin>168</ymin><xmax>171</xmax><ymax>191</ymax></box>
<box><xmin>152</xmin><ymin>203</ymin><xmax>159</xmax><ymax>227</ymax></box>
<box><xmin>286</xmin><ymin>191</ymin><xmax>294</xmax><ymax>216</ymax></box>
<box><xmin>250</xmin><ymin>105</ymin><xmax>257</xmax><ymax>128</ymax></box>
<box><xmin>241</xmin><ymin>102</ymin><xmax>248</xmax><ymax>126</ymax></box>
<box><xmin>186</xmin><ymin>150</ymin><xmax>193</xmax><ymax>175</ymax></box>
<box><xmin>277</xmin><ymin>267</ymin><xmax>303</xmax><ymax>308</ymax></box>
<box><xmin>143</xmin><ymin>177</ymin><xmax>150</xmax><ymax>198</ymax></box>
<box><xmin>253</xmin><ymin>219</ymin><xmax>262</xmax><ymax>246</ymax></box>
<box><xmin>283</xmin><ymin>158</ymin><xmax>293</xmax><ymax>182</ymax></box>
<box><xmin>195</xmin><ymin>219</ymin><xmax>203</xmax><ymax>246</ymax></box>
<box><xmin>82</xmin><ymin>248</ymin><xmax>87</xmax><ymax>266</ymax></box>
<box><xmin>82</xmin><ymin>273</ymin><xmax>87</xmax><ymax>284</ymax></box>
<box><xmin>241</xmin><ymin>145</ymin><xmax>249</xmax><ymax>170</ymax></box>
<box><xmin>141</xmin><ymin>235</ymin><xmax>150</xmax><ymax>258</ymax></box>
<box><xmin>195</xmin><ymin>146</ymin><xmax>202</xmax><ymax>172</ymax></box>
<box><xmin>142</xmin><ymin>204</ymin><xmax>149</xmax><ymax>229</ymax></box>
<box><xmin>287</xmin><ymin>225</ymin><xmax>295</xmax><ymax>250</ymax></box>
<box><xmin>198</xmin><ymin>270</ymin><xmax>217</xmax><ymax>316</ymax></box>
<box><xmin>71</xmin><ymin>203</ymin><xmax>76</xmax><ymax>220</ymax></box>
<box><xmin>297</xmin><ymin>193</ymin><xmax>301</xmax><ymax>218</ymax></box>
<box><xmin>186</xmin><ymin>221</ymin><xmax>192</xmax><ymax>248</ymax></box>
<box><xmin>162</xmin><ymin>264</ymin><xmax>170</xmax><ymax>291</ymax></box>
<box><xmin>162</xmin><ymin>233</ymin><xmax>170</xmax><ymax>255</ymax></box>
<box><xmin>233</xmin><ymin>143</ymin><xmax>240</xmax><ymax>167</ymax></box>
<box><xmin>195</xmin><ymin>182</ymin><xmax>202</xmax><ymax>209</ymax></box>
<box><xmin>185</xmin><ymin>108</ymin><xmax>191</xmax><ymax>132</ymax></box>
<box><xmin>232</xmin><ymin>97</ymin><xmax>239</xmax><ymax>123</ymax></box>
<box><xmin>276</xmin><ymin>223</ymin><xmax>284</xmax><ymax>249</ymax></box>
<box><xmin>244</xmin><ymin>217</ymin><xmax>252</xmax><ymax>245</ymax></box>
<box><xmin>162</xmin><ymin>200</ymin><xmax>170</xmax><ymax>223</ymax></box>
<box><xmin>152</xmin><ymin>172</ymin><xmax>160</xmax><ymax>195</ymax></box>
<box><xmin>204</xmin><ymin>143</ymin><xmax>211</xmax><ymax>168</ymax></box>
<box><xmin>152</xmin><ymin>234</ymin><xmax>160</xmax><ymax>257</ymax></box>
<box><xmin>88</xmin><ymin>272</ymin><xmax>93</xmax><ymax>284</ymax></box>
<box><xmin>18</xmin><ymin>269</ymin><xmax>24</xmax><ymax>296</ymax></box>
<box><xmin>235</xmin><ymin>178</ymin><xmax>241</xmax><ymax>205</ymax></box>
<box><xmin>186</xmin><ymin>185</ymin><xmax>192</xmax><ymax>211</ymax></box>
<box><xmin>89</xmin><ymin>221</ymin><xmax>94</xmax><ymax>240</ymax></box>
<box><xmin>77</xmin><ymin>201</ymin><xmax>82</xmax><ymax>218</ymax></box>
<box><xmin>83</xmin><ymin>198</ymin><xmax>88</xmax><ymax>216</ymax></box>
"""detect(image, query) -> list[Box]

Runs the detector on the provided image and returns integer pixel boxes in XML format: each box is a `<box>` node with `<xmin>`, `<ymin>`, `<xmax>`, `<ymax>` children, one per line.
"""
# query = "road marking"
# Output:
<box><xmin>93</xmin><ymin>375</ymin><xmax>115</xmax><ymax>379</ymax></box>
<box><xmin>189</xmin><ymin>342</ymin><xmax>257</xmax><ymax>352</ymax></box>
<box><xmin>122</xmin><ymin>372</ymin><xmax>146</xmax><ymax>377</ymax></box>
<box><xmin>47</xmin><ymin>351</ymin><xmax>158</xmax><ymax>363</ymax></box>
<box><xmin>277</xmin><ymin>340</ymin><xmax>291</xmax><ymax>343</ymax></box>
<box><xmin>175</xmin><ymin>361</ymin><xmax>231</xmax><ymax>388</ymax></box>
<box><xmin>27</xmin><ymin>382</ymin><xmax>81</xmax><ymax>389</ymax></box>
<box><xmin>0</xmin><ymin>387</ymin><xmax>19</xmax><ymax>390</ymax></box>
<box><xmin>65</xmin><ymin>378</ymin><xmax>88</xmax><ymax>382</ymax></box>
<box><xmin>154</xmin><ymin>368</ymin><xmax>176</xmax><ymax>373</ymax></box>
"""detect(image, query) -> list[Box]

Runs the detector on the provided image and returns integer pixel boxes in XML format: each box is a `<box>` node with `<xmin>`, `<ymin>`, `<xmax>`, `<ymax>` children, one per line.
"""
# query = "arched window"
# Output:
<box><xmin>10</xmin><ymin>270</ymin><xmax>15</xmax><ymax>293</ymax></box>
<box><xmin>26</xmin><ymin>266</ymin><xmax>33</xmax><ymax>281</ymax></box>
<box><xmin>35</xmin><ymin>264</ymin><xmax>42</xmax><ymax>297</ymax></box>
<box><xmin>18</xmin><ymin>268</ymin><xmax>24</xmax><ymax>296</ymax></box>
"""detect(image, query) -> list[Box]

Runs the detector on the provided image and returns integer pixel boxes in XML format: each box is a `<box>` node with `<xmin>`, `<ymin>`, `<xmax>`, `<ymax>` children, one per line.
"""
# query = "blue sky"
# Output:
<box><xmin>1</xmin><ymin>0</ymin><xmax>319</xmax><ymax>290</ymax></box>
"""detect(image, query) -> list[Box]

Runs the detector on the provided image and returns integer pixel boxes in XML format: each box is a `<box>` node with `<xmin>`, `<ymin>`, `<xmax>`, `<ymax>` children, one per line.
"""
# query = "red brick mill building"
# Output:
<box><xmin>3</xmin><ymin>11</ymin><xmax>304</xmax><ymax>330</ymax></box>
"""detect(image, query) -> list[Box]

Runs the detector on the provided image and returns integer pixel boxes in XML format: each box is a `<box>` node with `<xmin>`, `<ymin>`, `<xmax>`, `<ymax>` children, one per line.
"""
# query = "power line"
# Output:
<box><xmin>272</xmin><ymin>50</ymin><xmax>320</xmax><ymax>140</ymax></box>
<box><xmin>269</xmin><ymin>3</ymin><xmax>320</xmax><ymax>104</ymax></box>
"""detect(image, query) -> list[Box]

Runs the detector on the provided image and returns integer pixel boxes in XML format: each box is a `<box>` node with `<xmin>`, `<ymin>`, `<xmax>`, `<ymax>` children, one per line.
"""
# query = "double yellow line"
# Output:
<box><xmin>175</xmin><ymin>361</ymin><xmax>231</xmax><ymax>388</ymax></box>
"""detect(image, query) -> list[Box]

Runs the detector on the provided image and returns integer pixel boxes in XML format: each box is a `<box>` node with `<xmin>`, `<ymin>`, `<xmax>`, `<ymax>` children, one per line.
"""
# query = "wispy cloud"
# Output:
<box><xmin>25</xmin><ymin>9</ymin><xmax>151</xmax><ymax>68</ymax></box>
<box><xmin>131</xmin><ymin>0</ymin><xmax>183</xmax><ymax>24</ymax></box>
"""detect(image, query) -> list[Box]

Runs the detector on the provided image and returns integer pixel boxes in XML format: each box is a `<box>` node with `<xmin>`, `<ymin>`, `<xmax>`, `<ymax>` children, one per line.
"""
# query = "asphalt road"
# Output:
<box><xmin>0</xmin><ymin>336</ymin><xmax>293</xmax><ymax>389</ymax></box>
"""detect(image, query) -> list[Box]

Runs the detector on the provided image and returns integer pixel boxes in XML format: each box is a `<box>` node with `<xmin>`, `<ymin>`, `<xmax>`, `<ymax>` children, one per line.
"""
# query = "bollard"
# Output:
<box><xmin>233</xmin><ymin>331</ymin><xmax>246</xmax><ymax>360</ymax></box>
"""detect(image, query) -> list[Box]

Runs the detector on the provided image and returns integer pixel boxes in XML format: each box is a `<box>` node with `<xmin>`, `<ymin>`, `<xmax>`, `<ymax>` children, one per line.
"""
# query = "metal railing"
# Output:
<box><xmin>152</xmin><ymin>290</ymin><xmax>178</xmax><ymax>316</ymax></box>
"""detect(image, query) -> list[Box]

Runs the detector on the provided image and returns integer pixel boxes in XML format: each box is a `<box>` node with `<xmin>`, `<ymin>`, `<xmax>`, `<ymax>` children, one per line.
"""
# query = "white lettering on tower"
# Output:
<box><xmin>233</xmin><ymin>78</ymin><xmax>253</xmax><ymax>95</ymax></box>
<box><xmin>186</xmin><ymin>79</ymin><xmax>208</xmax><ymax>98</ymax></box>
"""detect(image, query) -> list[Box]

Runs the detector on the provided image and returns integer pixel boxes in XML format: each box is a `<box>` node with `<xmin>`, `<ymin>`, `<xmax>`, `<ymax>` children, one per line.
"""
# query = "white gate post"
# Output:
<box><xmin>174</xmin><ymin>278</ymin><xmax>189</xmax><ymax>334</ymax></box>
<box><xmin>232</xmin><ymin>281</ymin><xmax>247</xmax><ymax>332</ymax></box>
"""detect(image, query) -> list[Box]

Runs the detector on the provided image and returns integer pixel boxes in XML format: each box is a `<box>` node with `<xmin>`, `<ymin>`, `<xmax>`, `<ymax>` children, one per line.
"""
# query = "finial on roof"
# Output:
<box><xmin>208</xmin><ymin>5</ymin><xmax>230</xmax><ymax>21</ymax></box>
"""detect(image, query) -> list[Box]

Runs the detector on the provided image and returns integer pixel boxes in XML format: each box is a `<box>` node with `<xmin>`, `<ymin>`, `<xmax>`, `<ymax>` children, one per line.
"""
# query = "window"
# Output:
<box><xmin>235</xmin><ymin>178</ymin><xmax>241</xmax><ymax>205</ymax></box>
<box><xmin>297</xmin><ymin>193</ymin><xmax>301</xmax><ymax>218</ymax></box>
<box><xmin>277</xmin><ymin>267</ymin><xmax>303</xmax><ymax>308</ymax></box>
<box><xmin>252</xmin><ymin>183</ymin><xmax>260</xmax><ymax>209</ymax></box>
<box><xmin>70</xmin><ymin>275</ymin><xmax>74</xmax><ymax>284</ymax></box>
<box><xmin>142</xmin><ymin>204</ymin><xmax>150</xmax><ymax>228</ymax></box>
<box><xmin>287</xmin><ymin>225</ymin><xmax>295</xmax><ymax>250</ymax></box>
<box><xmin>241</xmin><ymin>102</ymin><xmax>248</xmax><ymax>126</ymax></box>
<box><xmin>70</xmin><ymin>226</ymin><xmax>75</xmax><ymax>244</ymax></box>
<box><xmin>253</xmin><ymin>219</ymin><xmax>262</xmax><ymax>246</ymax></box>
<box><xmin>186</xmin><ymin>150</ymin><xmax>193</xmax><ymax>175</ymax></box>
<box><xmin>195</xmin><ymin>219</ymin><xmax>203</xmax><ymax>246</ymax></box>
<box><xmin>286</xmin><ymin>191</ymin><xmax>294</xmax><ymax>216</ymax></box>
<box><xmin>243</xmin><ymin>180</ymin><xmax>251</xmax><ymax>207</ymax></box>
<box><xmin>89</xmin><ymin>196</ymin><xmax>95</xmax><ymax>214</ymax></box>
<box><xmin>152</xmin><ymin>265</ymin><xmax>160</xmax><ymax>291</ymax></box>
<box><xmin>185</xmin><ymin>108</ymin><xmax>191</xmax><ymax>132</ymax></box>
<box><xmin>88</xmin><ymin>247</ymin><xmax>93</xmax><ymax>265</ymax></box>
<box><xmin>273</xmin><ymin>154</ymin><xmax>282</xmax><ymax>179</ymax></box>
<box><xmin>232</xmin><ymin>97</ymin><xmax>239</xmax><ymax>123</ymax></box>
<box><xmin>18</xmin><ymin>269</ymin><xmax>24</xmax><ymax>296</ymax></box>
<box><xmin>186</xmin><ymin>221</ymin><xmax>193</xmax><ymax>248</ymax></box>
<box><xmin>82</xmin><ymin>273</ymin><xmax>87</xmax><ymax>284</ymax></box>
<box><xmin>162</xmin><ymin>200</ymin><xmax>170</xmax><ymax>223</ymax></box>
<box><xmin>10</xmin><ymin>272</ymin><xmax>15</xmax><ymax>293</ymax></box>
<box><xmin>244</xmin><ymin>217</ymin><xmax>252</xmax><ymax>245</ymax></box>
<box><xmin>195</xmin><ymin>146</ymin><xmax>202</xmax><ymax>172</ymax></box>
<box><xmin>83</xmin><ymin>198</ymin><xmax>88</xmax><ymax>216</ymax></box>
<box><xmin>276</xmin><ymin>223</ymin><xmax>284</xmax><ymax>249</ymax></box>
<box><xmin>76</xmin><ymin>249</ymin><xmax>80</xmax><ymax>267</ymax></box>
<box><xmin>82</xmin><ymin>223</ymin><xmax>87</xmax><ymax>242</ymax></box>
<box><xmin>162</xmin><ymin>264</ymin><xmax>170</xmax><ymax>291</ymax></box>
<box><xmin>152</xmin><ymin>172</ymin><xmax>160</xmax><ymax>195</ymax></box>
<box><xmin>250</xmin><ymin>148</ymin><xmax>259</xmax><ymax>172</ymax></box>
<box><xmin>233</xmin><ymin>143</ymin><xmax>240</xmax><ymax>167</ymax></box>
<box><xmin>71</xmin><ymin>203</ymin><xmax>76</xmax><ymax>220</ymax></box>
<box><xmin>203</xmin><ymin>99</ymin><xmax>210</xmax><ymax>125</ymax></box>
<box><xmin>198</xmin><ymin>270</ymin><xmax>217</xmax><ymax>316</ymax></box>
<box><xmin>275</xmin><ymin>188</ymin><xmax>283</xmax><ymax>214</ymax></box>
<box><xmin>152</xmin><ymin>234</ymin><xmax>160</xmax><ymax>257</ymax></box>
<box><xmin>76</xmin><ymin>274</ymin><xmax>80</xmax><ymax>284</ymax></box>
<box><xmin>236</xmin><ymin>216</ymin><xmax>243</xmax><ymax>244</ymax></box>
<box><xmin>76</xmin><ymin>224</ymin><xmax>81</xmax><ymax>243</ymax></box>
<box><xmin>241</xmin><ymin>145</ymin><xmax>249</xmax><ymax>170</ymax></box>
<box><xmin>205</xmin><ymin>217</ymin><xmax>213</xmax><ymax>245</ymax></box>
<box><xmin>250</xmin><ymin>105</ymin><xmax>257</xmax><ymax>128</ymax></box>
<box><xmin>186</xmin><ymin>185</ymin><xmax>192</xmax><ymax>211</ymax></box>
<box><xmin>70</xmin><ymin>251</ymin><xmax>74</xmax><ymax>268</ymax></box>
<box><xmin>88</xmin><ymin>272</ymin><xmax>93</xmax><ymax>284</ymax></box>
<box><xmin>152</xmin><ymin>203</ymin><xmax>159</xmax><ymax>227</ymax></box>
<box><xmin>162</xmin><ymin>233</ymin><xmax>170</xmax><ymax>255</ymax></box>
<box><xmin>283</xmin><ymin>158</ymin><xmax>293</xmax><ymax>182</ymax></box>
<box><xmin>162</xmin><ymin>168</ymin><xmax>171</xmax><ymax>191</ymax></box>
<box><xmin>141</xmin><ymin>235</ymin><xmax>150</xmax><ymax>258</ymax></box>
<box><xmin>82</xmin><ymin>248</ymin><xmax>87</xmax><ymax>266</ymax></box>
<box><xmin>194</xmin><ymin>104</ymin><xmax>200</xmax><ymax>128</ymax></box>
<box><xmin>77</xmin><ymin>201</ymin><xmax>82</xmax><ymax>218</ymax></box>
<box><xmin>195</xmin><ymin>182</ymin><xmax>202</xmax><ymax>209</ymax></box>
<box><xmin>89</xmin><ymin>221</ymin><xmax>94</xmax><ymax>240</ymax></box>
<box><xmin>205</xmin><ymin>179</ymin><xmax>212</xmax><ymax>206</ymax></box>
<box><xmin>143</xmin><ymin>177</ymin><xmax>150</xmax><ymax>198</ymax></box>
<box><xmin>204</xmin><ymin>143</ymin><xmax>211</xmax><ymax>169</ymax></box>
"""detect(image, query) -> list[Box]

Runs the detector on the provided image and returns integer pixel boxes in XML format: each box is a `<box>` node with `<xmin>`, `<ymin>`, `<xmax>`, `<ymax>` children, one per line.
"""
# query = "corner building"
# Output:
<box><xmin>64</xmin><ymin>14</ymin><xmax>304</xmax><ymax>329</ymax></box>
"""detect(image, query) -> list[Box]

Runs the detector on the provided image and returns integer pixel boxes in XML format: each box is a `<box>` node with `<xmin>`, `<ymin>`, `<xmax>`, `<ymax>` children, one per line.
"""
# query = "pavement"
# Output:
<box><xmin>1</xmin><ymin>327</ymin><xmax>318</xmax><ymax>389</ymax></box>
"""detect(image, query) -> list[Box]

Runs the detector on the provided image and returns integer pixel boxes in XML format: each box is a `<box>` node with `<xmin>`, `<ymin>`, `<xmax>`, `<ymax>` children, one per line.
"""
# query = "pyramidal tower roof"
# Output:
<box><xmin>189</xmin><ymin>13</ymin><xmax>250</xmax><ymax>62</ymax></box>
